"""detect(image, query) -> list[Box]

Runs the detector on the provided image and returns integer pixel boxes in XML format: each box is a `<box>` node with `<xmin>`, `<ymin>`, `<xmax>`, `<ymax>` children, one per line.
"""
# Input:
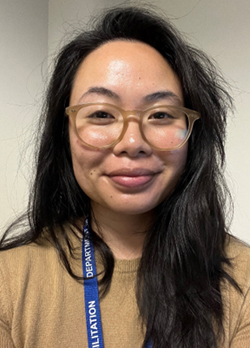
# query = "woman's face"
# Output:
<box><xmin>69</xmin><ymin>40</ymin><xmax>187</xmax><ymax>217</ymax></box>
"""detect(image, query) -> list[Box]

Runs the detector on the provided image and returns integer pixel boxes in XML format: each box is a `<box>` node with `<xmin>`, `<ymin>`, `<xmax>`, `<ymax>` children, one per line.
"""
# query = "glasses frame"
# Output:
<box><xmin>65</xmin><ymin>102</ymin><xmax>200</xmax><ymax>151</ymax></box>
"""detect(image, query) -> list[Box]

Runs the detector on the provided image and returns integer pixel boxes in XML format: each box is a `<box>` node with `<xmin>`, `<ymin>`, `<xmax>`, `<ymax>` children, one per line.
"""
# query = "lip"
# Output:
<box><xmin>107</xmin><ymin>168</ymin><xmax>157</xmax><ymax>176</ymax></box>
<box><xmin>107</xmin><ymin>168</ymin><xmax>160</xmax><ymax>188</ymax></box>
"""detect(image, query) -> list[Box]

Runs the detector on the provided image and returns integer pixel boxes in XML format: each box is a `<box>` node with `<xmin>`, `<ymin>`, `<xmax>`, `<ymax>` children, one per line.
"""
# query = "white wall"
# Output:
<box><xmin>1</xmin><ymin>0</ymin><xmax>250</xmax><ymax>243</ymax></box>
<box><xmin>0</xmin><ymin>0</ymin><xmax>48</xmax><ymax>230</ymax></box>
<box><xmin>48</xmin><ymin>0</ymin><xmax>129</xmax><ymax>58</ymax></box>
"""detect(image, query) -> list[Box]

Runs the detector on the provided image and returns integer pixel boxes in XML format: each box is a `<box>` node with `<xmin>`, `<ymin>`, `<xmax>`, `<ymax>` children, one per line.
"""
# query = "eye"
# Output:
<box><xmin>89</xmin><ymin>111</ymin><xmax>115</xmax><ymax>119</ymax></box>
<box><xmin>85</xmin><ymin>110</ymin><xmax>117</xmax><ymax>125</ymax></box>
<box><xmin>148</xmin><ymin>112</ymin><xmax>174</xmax><ymax>120</ymax></box>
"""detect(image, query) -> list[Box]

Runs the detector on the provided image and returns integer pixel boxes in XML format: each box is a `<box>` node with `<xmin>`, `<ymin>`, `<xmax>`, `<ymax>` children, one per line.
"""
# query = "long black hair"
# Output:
<box><xmin>1</xmin><ymin>6</ymin><xmax>239</xmax><ymax>347</ymax></box>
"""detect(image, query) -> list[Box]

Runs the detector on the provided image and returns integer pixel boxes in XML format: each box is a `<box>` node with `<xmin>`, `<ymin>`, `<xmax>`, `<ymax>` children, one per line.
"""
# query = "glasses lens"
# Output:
<box><xmin>142</xmin><ymin>106</ymin><xmax>188</xmax><ymax>149</ymax></box>
<box><xmin>75</xmin><ymin>104</ymin><xmax>123</xmax><ymax>147</ymax></box>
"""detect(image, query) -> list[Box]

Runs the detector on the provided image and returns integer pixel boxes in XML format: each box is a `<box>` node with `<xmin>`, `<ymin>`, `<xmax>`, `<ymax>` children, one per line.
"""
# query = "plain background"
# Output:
<box><xmin>1</xmin><ymin>0</ymin><xmax>250</xmax><ymax>242</ymax></box>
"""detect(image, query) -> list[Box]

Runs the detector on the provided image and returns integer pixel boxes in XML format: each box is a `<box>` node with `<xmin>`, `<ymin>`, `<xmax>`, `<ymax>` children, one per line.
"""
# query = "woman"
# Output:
<box><xmin>0</xmin><ymin>6</ymin><xmax>249</xmax><ymax>348</ymax></box>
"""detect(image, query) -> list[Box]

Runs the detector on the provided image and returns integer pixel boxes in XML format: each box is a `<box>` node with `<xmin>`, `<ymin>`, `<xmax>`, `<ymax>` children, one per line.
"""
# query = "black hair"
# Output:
<box><xmin>1</xmin><ymin>6</ymin><xmax>239</xmax><ymax>348</ymax></box>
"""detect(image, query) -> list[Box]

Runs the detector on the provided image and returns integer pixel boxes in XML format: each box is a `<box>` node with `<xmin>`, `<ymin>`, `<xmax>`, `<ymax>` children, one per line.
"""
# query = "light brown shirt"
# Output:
<box><xmin>0</xmin><ymin>235</ymin><xmax>249</xmax><ymax>347</ymax></box>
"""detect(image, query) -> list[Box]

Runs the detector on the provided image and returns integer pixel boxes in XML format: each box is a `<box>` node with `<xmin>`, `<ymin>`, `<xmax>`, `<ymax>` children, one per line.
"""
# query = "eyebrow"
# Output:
<box><xmin>79</xmin><ymin>87</ymin><xmax>120</xmax><ymax>102</ymax></box>
<box><xmin>142</xmin><ymin>91</ymin><xmax>182</xmax><ymax>105</ymax></box>
<box><xmin>78</xmin><ymin>86</ymin><xmax>182</xmax><ymax>105</ymax></box>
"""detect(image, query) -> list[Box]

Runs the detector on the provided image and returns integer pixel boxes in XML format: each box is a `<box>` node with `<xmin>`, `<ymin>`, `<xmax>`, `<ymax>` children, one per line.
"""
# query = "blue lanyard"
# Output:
<box><xmin>82</xmin><ymin>219</ymin><xmax>152</xmax><ymax>348</ymax></box>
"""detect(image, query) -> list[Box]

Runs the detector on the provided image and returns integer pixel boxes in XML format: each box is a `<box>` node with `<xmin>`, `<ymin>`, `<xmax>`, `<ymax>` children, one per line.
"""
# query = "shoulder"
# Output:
<box><xmin>224</xmin><ymin>235</ymin><xmax>250</xmax><ymax>291</ymax></box>
<box><xmin>0</xmin><ymin>241</ymin><xmax>59</xmax><ymax>328</ymax></box>
<box><xmin>0</xmin><ymin>226</ymin><xmax>83</xmax><ymax>273</ymax></box>
<box><xmin>0</xmin><ymin>233</ymin><xmax>82</xmax><ymax>309</ymax></box>
<box><xmin>0</xmin><ymin>240</ymin><xmax>61</xmax><ymax>291</ymax></box>
<box><xmin>225</xmin><ymin>234</ymin><xmax>250</xmax><ymax>258</ymax></box>
<box><xmin>0</xmin><ymin>239</ymin><xmax>56</xmax><ymax>266</ymax></box>
<box><xmin>0</xmin><ymin>233</ymin><xmax>85</xmax><ymax>346</ymax></box>
<box><xmin>221</xmin><ymin>235</ymin><xmax>250</xmax><ymax>346</ymax></box>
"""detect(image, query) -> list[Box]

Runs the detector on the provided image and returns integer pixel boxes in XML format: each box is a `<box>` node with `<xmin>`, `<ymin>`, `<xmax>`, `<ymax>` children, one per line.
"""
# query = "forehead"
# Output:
<box><xmin>70</xmin><ymin>40</ymin><xmax>183</xmax><ymax>106</ymax></box>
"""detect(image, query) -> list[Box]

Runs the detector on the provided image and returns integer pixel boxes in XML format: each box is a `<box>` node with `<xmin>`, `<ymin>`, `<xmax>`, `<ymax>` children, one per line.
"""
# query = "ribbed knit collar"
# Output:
<box><xmin>114</xmin><ymin>257</ymin><xmax>140</xmax><ymax>273</ymax></box>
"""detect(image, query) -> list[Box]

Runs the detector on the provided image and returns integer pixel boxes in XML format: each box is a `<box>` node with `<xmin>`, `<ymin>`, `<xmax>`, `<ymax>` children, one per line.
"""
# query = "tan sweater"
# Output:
<box><xmin>0</xmin><ymin>235</ymin><xmax>250</xmax><ymax>348</ymax></box>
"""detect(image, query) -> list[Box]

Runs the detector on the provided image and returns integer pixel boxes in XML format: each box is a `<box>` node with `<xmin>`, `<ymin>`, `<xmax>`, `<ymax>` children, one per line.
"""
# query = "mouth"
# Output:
<box><xmin>107</xmin><ymin>168</ymin><xmax>160</xmax><ymax>189</ymax></box>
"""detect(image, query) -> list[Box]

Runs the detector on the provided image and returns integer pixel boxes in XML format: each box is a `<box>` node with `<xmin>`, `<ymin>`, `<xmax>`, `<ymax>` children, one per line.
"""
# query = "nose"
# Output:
<box><xmin>113</xmin><ymin>117</ymin><xmax>152</xmax><ymax>157</ymax></box>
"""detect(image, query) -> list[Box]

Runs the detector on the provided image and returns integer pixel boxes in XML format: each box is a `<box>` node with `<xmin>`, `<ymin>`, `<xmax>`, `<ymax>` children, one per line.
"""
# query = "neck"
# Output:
<box><xmin>90</xmin><ymin>204</ymin><xmax>154</xmax><ymax>260</ymax></box>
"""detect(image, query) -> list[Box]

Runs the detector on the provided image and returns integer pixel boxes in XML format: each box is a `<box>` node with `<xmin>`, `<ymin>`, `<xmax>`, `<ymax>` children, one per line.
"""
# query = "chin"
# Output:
<box><xmin>101</xmin><ymin>196</ymin><xmax>164</xmax><ymax>216</ymax></box>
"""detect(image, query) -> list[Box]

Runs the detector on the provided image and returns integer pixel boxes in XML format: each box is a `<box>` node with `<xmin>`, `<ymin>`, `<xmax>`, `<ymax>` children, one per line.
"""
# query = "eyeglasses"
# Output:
<box><xmin>65</xmin><ymin>102</ymin><xmax>200</xmax><ymax>151</ymax></box>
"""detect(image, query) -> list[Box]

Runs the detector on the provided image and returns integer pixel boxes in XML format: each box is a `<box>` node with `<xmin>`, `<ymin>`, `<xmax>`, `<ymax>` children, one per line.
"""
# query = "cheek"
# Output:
<box><xmin>70</xmin><ymin>145</ymin><xmax>97</xmax><ymax>178</ymax></box>
<box><xmin>162</xmin><ymin>147</ymin><xmax>187</xmax><ymax>191</ymax></box>
<box><xmin>69</xmin><ymin>134</ymin><xmax>92</xmax><ymax>181</ymax></box>
<box><xmin>160</xmin><ymin>144</ymin><xmax>188</xmax><ymax>172</ymax></box>
<box><xmin>69</xmin><ymin>132</ymin><xmax>107</xmax><ymax>192</ymax></box>
<box><xmin>70</xmin><ymin>148</ymin><xmax>99</xmax><ymax>200</ymax></box>
<box><xmin>175</xmin><ymin>147</ymin><xmax>188</xmax><ymax>172</ymax></box>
